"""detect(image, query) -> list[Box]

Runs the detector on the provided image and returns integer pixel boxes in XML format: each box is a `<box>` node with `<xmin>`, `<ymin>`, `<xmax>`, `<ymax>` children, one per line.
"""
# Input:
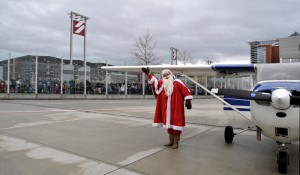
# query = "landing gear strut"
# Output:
<box><xmin>277</xmin><ymin>143</ymin><xmax>290</xmax><ymax>174</ymax></box>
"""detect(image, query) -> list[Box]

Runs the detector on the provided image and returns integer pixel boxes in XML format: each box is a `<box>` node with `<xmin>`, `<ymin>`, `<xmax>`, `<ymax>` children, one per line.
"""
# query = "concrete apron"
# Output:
<box><xmin>0</xmin><ymin>101</ymin><xmax>299</xmax><ymax>175</ymax></box>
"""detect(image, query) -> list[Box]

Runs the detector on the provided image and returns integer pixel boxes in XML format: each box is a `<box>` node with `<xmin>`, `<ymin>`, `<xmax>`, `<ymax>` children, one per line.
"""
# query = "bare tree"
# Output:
<box><xmin>131</xmin><ymin>30</ymin><xmax>161</xmax><ymax>65</ymax></box>
<box><xmin>178</xmin><ymin>47</ymin><xmax>197</xmax><ymax>65</ymax></box>
<box><xmin>203</xmin><ymin>58</ymin><xmax>213</xmax><ymax>65</ymax></box>
<box><xmin>206</xmin><ymin>60</ymin><xmax>213</xmax><ymax>65</ymax></box>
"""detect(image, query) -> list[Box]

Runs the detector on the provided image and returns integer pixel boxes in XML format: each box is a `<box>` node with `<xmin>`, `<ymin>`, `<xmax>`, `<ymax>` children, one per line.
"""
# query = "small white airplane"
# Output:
<box><xmin>102</xmin><ymin>63</ymin><xmax>300</xmax><ymax>174</ymax></box>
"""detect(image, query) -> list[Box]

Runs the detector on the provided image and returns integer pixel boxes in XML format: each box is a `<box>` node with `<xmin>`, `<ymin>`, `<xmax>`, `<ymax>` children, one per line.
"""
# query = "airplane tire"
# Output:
<box><xmin>278</xmin><ymin>151</ymin><xmax>288</xmax><ymax>174</ymax></box>
<box><xmin>224</xmin><ymin>126</ymin><xmax>234</xmax><ymax>143</ymax></box>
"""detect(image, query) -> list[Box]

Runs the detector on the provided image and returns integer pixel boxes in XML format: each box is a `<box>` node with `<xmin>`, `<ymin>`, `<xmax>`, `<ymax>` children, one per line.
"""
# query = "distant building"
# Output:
<box><xmin>0</xmin><ymin>55</ymin><xmax>107</xmax><ymax>82</ymax></box>
<box><xmin>249</xmin><ymin>41</ymin><xmax>260</xmax><ymax>64</ymax></box>
<box><xmin>279</xmin><ymin>32</ymin><xmax>300</xmax><ymax>63</ymax></box>
<box><xmin>249</xmin><ymin>39</ymin><xmax>279</xmax><ymax>64</ymax></box>
<box><xmin>249</xmin><ymin>32</ymin><xmax>300</xmax><ymax>64</ymax></box>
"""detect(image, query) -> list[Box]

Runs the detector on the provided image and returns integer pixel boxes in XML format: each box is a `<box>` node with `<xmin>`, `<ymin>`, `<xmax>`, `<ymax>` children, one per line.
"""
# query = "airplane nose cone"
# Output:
<box><xmin>271</xmin><ymin>89</ymin><xmax>291</xmax><ymax>110</ymax></box>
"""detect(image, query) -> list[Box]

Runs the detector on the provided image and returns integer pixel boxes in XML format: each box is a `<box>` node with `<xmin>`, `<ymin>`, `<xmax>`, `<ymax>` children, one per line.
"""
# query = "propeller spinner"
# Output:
<box><xmin>271</xmin><ymin>89</ymin><xmax>291</xmax><ymax>110</ymax></box>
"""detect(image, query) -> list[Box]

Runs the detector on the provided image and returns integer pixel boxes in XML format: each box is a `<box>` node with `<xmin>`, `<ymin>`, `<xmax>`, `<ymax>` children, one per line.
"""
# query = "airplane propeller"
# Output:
<box><xmin>290</xmin><ymin>96</ymin><xmax>300</xmax><ymax>105</ymax></box>
<box><xmin>214</xmin><ymin>88</ymin><xmax>300</xmax><ymax>110</ymax></box>
<box><xmin>215</xmin><ymin>89</ymin><xmax>271</xmax><ymax>101</ymax></box>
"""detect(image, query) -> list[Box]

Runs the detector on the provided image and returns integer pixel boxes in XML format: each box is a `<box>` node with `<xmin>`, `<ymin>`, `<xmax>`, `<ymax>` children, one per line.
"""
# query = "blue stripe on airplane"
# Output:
<box><xmin>223</xmin><ymin>107</ymin><xmax>250</xmax><ymax>111</ymax></box>
<box><xmin>224</xmin><ymin>98</ymin><xmax>250</xmax><ymax>106</ymax></box>
<box><xmin>212</xmin><ymin>64</ymin><xmax>255</xmax><ymax>74</ymax></box>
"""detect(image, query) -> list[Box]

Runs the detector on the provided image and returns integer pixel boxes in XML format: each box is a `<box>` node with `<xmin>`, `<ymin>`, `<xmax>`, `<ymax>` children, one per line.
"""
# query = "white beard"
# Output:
<box><xmin>163</xmin><ymin>76</ymin><xmax>174</xmax><ymax>96</ymax></box>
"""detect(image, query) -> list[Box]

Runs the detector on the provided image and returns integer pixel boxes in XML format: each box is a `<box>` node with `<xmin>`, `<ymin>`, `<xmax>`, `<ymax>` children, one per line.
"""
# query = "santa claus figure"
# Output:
<box><xmin>142</xmin><ymin>67</ymin><xmax>192</xmax><ymax>149</ymax></box>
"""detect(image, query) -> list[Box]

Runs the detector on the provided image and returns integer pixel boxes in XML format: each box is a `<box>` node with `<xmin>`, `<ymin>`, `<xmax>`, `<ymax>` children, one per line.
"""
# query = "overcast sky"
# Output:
<box><xmin>0</xmin><ymin>0</ymin><xmax>299</xmax><ymax>65</ymax></box>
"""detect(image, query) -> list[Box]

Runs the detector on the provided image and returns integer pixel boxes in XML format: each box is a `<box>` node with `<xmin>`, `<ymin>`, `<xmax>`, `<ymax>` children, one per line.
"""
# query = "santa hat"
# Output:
<box><xmin>161</xmin><ymin>69</ymin><xmax>175</xmax><ymax>77</ymax></box>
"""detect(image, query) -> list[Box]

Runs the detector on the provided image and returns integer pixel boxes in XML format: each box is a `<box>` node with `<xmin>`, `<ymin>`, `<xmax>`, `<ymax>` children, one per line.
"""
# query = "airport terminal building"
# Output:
<box><xmin>0</xmin><ymin>55</ymin><xmax>106</xmax><ymax>83</ymax></box>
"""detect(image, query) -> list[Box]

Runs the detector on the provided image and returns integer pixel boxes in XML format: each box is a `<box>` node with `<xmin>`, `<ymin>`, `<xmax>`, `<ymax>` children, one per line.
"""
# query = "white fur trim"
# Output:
<box><xmin>185</xmin><ymin>95</ymin><xmax>193</xmax><ymax>100</ymax></box>
<box><xmin>161</xmin><ymin>69</ymin><xmax>174</xmax><ymax>77</ymax></box>
<box><xmin>153</xmin><ymin>123</ymin><xmax>184</xmax><ymax>131</ymax></box>
<box><xmin>156</xmin><ymin>86</ymin><xmax>163</xmax><ymax>94</ymax></box>
<box><xmin>148</xmin><ymin>76</ymin><xmax>155</xmax><ymax>84</ymax></box>
<box><xmin>172</xmin><ymin>125</ymin><xmax>184</xmax><ymax>131</ymax></box>
<box><xmin>148</xmin><ymin>76</ymin><xmax>163</xmax><ymax>95</ymax></box>
<box><xmin>166</xmin><ymin>95</ymin><xmax>171</xmax><ymax>128</ymax></box>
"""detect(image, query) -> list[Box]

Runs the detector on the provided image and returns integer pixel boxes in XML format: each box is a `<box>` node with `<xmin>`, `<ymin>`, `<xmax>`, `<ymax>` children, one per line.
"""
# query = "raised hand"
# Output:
<box><xmin>142</xmin><ymin>67</ymin><xmax>150</xmax><ymax>75</ymax></box>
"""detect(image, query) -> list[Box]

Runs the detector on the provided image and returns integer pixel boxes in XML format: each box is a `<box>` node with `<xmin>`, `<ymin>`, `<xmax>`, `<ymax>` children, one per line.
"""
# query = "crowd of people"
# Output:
<box><xmin>0</xmin><ymin>79</ymin><xmax>154</xmax><ymax>95</ymax></box>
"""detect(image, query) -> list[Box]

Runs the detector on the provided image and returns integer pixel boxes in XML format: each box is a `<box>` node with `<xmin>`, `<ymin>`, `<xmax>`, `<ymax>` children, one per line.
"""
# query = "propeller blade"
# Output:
<box><xmin>216</xmin><ymin>89</ymin><xmax>272</xmax><ymax>101</ymax></box>
<box><xmin>290</xmin><ymin>96</ymin><xmax>300</xmax><ymax>105</ymax></box>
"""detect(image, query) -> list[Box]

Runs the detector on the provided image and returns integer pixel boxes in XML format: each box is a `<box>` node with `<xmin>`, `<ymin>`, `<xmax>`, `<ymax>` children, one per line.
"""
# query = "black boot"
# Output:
<box><xmin>164</xmin><ymin>134</ymin><xmax>174</xmax><ymax>146</ymax></box>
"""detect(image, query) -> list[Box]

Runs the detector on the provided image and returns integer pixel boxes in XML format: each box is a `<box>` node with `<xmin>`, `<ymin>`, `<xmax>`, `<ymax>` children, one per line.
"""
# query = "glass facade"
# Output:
<box><xmin>0</xmin><ymin>55</ymin><xmax>254</xmax><ymax>96</ymax></box>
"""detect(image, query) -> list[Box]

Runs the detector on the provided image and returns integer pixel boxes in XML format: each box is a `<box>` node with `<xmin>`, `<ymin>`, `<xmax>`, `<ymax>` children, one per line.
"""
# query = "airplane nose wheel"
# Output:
<box><xmin>224</xmin><ymin>126</ymin><xmax>234</xmax><ymax>143</ymax></box>
<box><xmin>277</xmin><ymin>144</ymin><xmax>290</xmax><ymax>174</ymax></box>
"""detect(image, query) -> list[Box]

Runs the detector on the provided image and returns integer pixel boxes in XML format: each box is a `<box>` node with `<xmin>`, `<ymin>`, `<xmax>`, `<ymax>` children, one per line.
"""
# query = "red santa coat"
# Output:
<box><xmin>148</xmin><ymin>74</ymin><xmax>193</xmax><ymax>131</ymax></box>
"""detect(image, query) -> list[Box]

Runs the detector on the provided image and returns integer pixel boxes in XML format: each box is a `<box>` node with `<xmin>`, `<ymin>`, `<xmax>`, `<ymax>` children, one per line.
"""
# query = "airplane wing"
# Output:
<box><xmin>101</xmin><ymin>63</ymin><xmax>256</xmax><ymax>121</ymax></box>
<box><xmin>101</xmin><ymin>64</ymin><xmax>256</xmax><ymax>76</ymax></box>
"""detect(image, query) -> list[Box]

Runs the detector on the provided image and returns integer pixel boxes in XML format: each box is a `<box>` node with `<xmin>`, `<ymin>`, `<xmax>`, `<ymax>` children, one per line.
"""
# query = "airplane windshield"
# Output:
<box><xmin>256</xmin><ymin>63</ymin><xmax>300</xmax><ymax>82</ymax></box>
<box><xmin>254</xmin><ymin>81</ymin><xmax>300</xmax><ymax>92</ymax></box>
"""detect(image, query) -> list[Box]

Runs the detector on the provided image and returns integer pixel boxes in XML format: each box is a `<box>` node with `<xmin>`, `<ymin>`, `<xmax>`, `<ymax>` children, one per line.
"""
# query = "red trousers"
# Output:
<box><xmin>167</xmin><ymin>128</ymin><xmax>182</xmax><ymax>135</ymax></box>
